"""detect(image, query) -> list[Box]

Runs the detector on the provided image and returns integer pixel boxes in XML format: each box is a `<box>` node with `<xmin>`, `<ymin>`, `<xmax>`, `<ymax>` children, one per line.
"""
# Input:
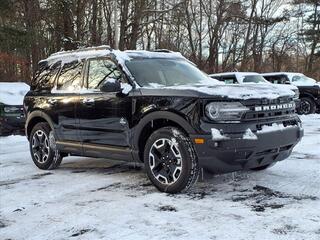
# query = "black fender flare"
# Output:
<box><xmin>299</xmin><ymin>93</ymin><xmax>316</xmax><ymax>101</ymax></box>
<box><xmin>133</xmin><ymin>110</ymin><xmax>196</xmax><ymax>149</ymax></box>
<box><xmin>26</xmin><ymin>110</ymin><xmax>55</xmax><ymax>138</ymax></box>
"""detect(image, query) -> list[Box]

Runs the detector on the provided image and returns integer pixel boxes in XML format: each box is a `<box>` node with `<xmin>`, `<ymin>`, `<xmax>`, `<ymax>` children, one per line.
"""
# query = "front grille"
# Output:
<box><xmin>243</xmin><ymin>101</ymin><xmax>295</xmax><ymax>121</ymax></box>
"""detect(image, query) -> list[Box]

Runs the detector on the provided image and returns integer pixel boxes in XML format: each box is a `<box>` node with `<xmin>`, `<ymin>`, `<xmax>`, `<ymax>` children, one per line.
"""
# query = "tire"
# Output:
<box><xmin>144</xmin><ymin>127</ymin><xmax>200</xmax><ymax>193</ymax></box>
<box><xmin>297</xmin><ymin>97</ymin><xmax>316</xmax><ymax>115</ymax></box>
<box><xmin>29</xmin><ymin>122</ymin><xmax>63</xmax><ymax>170</ymax></box>
<box><xmin>250</xmin><ymin>163</ymin><xmax>275</xmax><ymax>171</ymax></box>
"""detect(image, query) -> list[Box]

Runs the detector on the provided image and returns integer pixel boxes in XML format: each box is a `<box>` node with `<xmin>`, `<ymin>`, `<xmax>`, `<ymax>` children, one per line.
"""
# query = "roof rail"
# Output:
<box><xmin>152</xmin><ymin>49</ymin><xmax>172</xmax><ymax>53</ymax></box>
<box><xmin>50</xmin><ymin>45</ymin><xmax>112</xmax><ymax>57</ymax></box>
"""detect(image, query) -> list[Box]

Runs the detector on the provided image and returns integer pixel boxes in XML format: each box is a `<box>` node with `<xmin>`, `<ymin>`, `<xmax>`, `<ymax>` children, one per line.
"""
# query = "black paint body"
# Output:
<box><xmin>24</xmin><ymin>53</ymin><xmax>303</xmax><ymax>173</ymax></box>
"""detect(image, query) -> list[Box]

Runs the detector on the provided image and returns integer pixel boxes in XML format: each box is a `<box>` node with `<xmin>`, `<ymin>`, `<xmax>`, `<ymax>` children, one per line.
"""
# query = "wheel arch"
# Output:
<box><xmin>299</xmin><ymin>93</ymin><xmax>316</xmax><ymax>100</ymax></box>
<box><xmin>26</xmin><ymin>111</ymin><xmax>54</xmax><ymax>140</ymax></box>
<box><xmin>133</xmin><ymin>111</ymin><xmax>196</xmax><ymax>162</ymax></box>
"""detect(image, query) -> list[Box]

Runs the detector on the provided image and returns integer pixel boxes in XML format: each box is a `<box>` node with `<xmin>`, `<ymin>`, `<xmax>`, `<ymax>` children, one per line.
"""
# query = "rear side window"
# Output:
<box><xmin>57</xmin><ymin>60</ymin><xmax>83</xmax><ymax>91</ymax></box>
<box><xmin>32</xmin><ymin>61</ymin><xmax>61</xmax><ymax>91</ymax></box>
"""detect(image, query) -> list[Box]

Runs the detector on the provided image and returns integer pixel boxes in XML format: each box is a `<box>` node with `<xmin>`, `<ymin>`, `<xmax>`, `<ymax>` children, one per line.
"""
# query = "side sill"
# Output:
<box><xmin>56</xmin><ymin>141</ymin><xmax>134</xmax><ymax>162</ymax></box>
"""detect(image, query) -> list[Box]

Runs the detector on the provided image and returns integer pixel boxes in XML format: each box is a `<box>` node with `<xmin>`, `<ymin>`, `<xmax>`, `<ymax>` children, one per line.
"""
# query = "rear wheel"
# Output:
<box><xmin>29</xmin><ymin>122</ymin><xmax>63</xmax><ymax>170</ymax></box>
<box><xmin>297</xmin><ymin>97</ymin><xmax>316</xmax><ymax>115</ymax></box>
<box><xmin>144</xmin><ymin>127</ymin><xmax>200</xmax><ymax>193</ymax></box>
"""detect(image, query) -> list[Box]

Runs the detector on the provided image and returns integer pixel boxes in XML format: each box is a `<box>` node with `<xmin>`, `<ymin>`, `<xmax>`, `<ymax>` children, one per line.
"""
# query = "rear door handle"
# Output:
<box><xmin>82</xmin><ymin>98</ymin><xmax>95</xmax><ymax>105</ymax></box>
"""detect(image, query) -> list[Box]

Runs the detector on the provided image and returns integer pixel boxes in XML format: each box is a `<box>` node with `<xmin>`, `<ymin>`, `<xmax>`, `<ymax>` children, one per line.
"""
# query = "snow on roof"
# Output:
<box><xmin>43</xmin><ymin>45</ymin><xmax>112</xmax><ymax>65</ymax></box>
<box><xmin>0</xmin><ymin>82</ymin><xmax>30</xmax><ymax>105</ymax></box>
<box><xmin>124</xmin><ymin>50</ymin><xmax>186</xmax><ymax>60</ymax></box>
<box><xmin>209</xmin><ymin>72</ymin><xmax>260</xmax><ymax>77</ymax></box>
<box><xmin>42</xmin><ymin>46</ymin><xmax>186</xmax><ymax>67</ymax></box>
<box><xmin>41</xmin><ymin>47</ymin><xmax>188</xmax><ymax>83</ymax></box>
<box><xmin>261</xmin><ymin>72</ymin><xmax>303</xmax><ymax>77</ymax></box>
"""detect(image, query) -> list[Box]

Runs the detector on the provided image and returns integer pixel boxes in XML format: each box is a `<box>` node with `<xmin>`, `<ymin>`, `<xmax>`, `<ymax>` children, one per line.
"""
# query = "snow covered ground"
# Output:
<box><xmin>0</xmin><ymin>115</ymin><xmax>319</xmax><ymax>240</ymax></box>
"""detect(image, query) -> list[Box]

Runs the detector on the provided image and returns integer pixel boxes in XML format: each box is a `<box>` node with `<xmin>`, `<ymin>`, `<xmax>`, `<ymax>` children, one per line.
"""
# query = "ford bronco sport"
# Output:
<box><xmin>24</xmin><ymin>46</ymin><xmax>303</xmax><ymax>193</ymax></box>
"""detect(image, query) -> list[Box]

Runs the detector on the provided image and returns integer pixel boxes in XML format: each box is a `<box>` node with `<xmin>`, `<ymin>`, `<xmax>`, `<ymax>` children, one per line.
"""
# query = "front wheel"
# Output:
<box><xmin>297</xmin><ymin>97</ymin><xmax>316</xmax><ymax>115</ymax></box>
<box><xmin>144</xmin><ymin>127</ymin><xmax>200</xmax><ymax>193</ymax></box>
<box><xmin>29</xmin><ymin>122</ymin><xmax>63</xmax><ymax>170</ymax></box>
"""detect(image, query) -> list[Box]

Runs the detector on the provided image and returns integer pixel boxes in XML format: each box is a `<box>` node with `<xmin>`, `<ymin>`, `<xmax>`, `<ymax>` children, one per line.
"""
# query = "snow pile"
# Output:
<box><xmin>0</xmin><ymin>82</ymin><xmax>29</xmax><ymax>105</ymax></box>
<box><xmin>121</xmin><ymin>83</ymin><xmax>133</xmax><ymax>94</ymax></box>
<box><xmin>211</xmin><ymin>128</ymin><xmax>229</xmax><ymax>140</ymax></box>
<box><xmin>243</xmin><ymin>129</ymin><xmax>258</xmax><ymax>140</ymax></box>
<box><xmin>257</xmin><ymin>123</ymin><xmax>296</xmax><ymax>134</ymax></box>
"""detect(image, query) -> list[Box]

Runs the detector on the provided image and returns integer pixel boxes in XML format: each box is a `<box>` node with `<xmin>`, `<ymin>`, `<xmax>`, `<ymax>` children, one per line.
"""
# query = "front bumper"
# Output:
<box><xmin>191</xmin><ymin>119</ymin><xmax>303</xmax><ymax>173</ymax></box>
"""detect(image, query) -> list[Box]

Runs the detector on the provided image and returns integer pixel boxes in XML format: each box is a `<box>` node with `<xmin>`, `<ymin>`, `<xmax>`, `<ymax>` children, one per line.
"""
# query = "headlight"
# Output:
<box><xmin>205</xmin><ymin>102</ymin><xmax>249</xmax><ymax>121</ymax></box>
<box><xmin>294</xmin><ymin>89</ymin><xmax>300</xmax><ymax>99</ymax></box>
<box><xmin>4</xmin><ymin>106</ymin><xmax>20</xmax><ymax>113</ymax></box>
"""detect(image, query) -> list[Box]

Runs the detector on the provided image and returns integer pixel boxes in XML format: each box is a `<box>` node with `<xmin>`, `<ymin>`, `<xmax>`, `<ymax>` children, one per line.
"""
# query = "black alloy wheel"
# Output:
<box><xmin>297</xmin><ymin>97</ymin><xmax>316</xmax><ymax>115</ymax></box>
<box><xmin>30</xmin><ymin>122</ymin><xmax>63</xmax><ymax>170</ymax></box>
<box><xmin>144</xmin><ymin>127</ymin><xmax>200</xmax><ymax>193</ymax></box>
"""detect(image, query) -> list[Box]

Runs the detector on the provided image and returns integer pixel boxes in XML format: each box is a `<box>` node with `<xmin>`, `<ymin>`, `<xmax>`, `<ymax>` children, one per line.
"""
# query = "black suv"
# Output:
<box><xmin>24</xmin><ymin>47</ymin><xmax>303</xmax><ymax>193</ymax></box>
<box><xmin>262</xmin><ymin>72</ymin><xmax>320</xmax><ymax>114</ymax></box>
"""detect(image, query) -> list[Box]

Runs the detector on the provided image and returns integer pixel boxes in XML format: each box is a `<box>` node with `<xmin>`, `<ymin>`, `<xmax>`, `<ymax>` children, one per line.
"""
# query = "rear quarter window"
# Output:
<box><xmin>32</xmin><ymin>61</ymin><xmax>61</xmax><ymax>91</ymax></box>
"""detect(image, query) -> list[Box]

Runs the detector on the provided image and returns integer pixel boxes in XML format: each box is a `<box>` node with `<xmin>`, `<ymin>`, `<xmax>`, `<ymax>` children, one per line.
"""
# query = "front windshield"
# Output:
<box><xmin>242</xmin><ymin>75</ymin><xmax>269</xmax><ymax>83</ymax></box>
<box><xmin>292</xmin><ymin>75</ymin><xmax>316</xmax><ymax>85</ymax></box>
<box><xmin>126</xmin><ymin>58</ymin><xmax>217</xmax><ymax>87</ymax></box>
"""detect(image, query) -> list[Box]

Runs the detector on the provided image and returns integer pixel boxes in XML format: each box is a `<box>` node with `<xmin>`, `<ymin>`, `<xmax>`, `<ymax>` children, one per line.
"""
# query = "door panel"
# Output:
<box><xmin>52</xmin><ymin>94</ymin><xmax>80</xmax><ymax>142</ymax></box>
<box><xmin>52</xmin><ymin>60</ymin><xmax>83</xmax><ymax>142</ymax></box>
<box><xmin>77</xmin><ymin>57</ymin><xmax>133</xmax><ymax>153</ymax></box>
<box><xmin>77</xmin><ymin>92</ymin><xmax>132</xmax><ymax>147</ymax></box>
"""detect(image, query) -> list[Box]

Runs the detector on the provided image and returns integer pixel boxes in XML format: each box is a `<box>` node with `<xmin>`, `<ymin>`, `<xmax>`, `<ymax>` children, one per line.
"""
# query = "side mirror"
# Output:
<box><xmin>100</xmin><ymin>78</ymin><xmax>121</xmax><ymax>92</ymax></box>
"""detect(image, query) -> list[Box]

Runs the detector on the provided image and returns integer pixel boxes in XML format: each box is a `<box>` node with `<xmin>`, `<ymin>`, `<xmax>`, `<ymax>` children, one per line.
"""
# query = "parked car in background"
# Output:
<box><xmin>209</xmin><ymin>72</ymin><xmax>300</xmax><ymax>108</ymax></box>
<box><xmin>24</xmin><ymin>47</ymin><xmax>303</xmax><ymax>193</ymax></box>
<box><xmin>262</xmin><ymin>72</ymin><xmax>320</xmax><ymax>114</ymax></box>
<box><xmin>0</xmin><ymin>82</ymin><xmax>29</xmax><ymax>136</ymax></box>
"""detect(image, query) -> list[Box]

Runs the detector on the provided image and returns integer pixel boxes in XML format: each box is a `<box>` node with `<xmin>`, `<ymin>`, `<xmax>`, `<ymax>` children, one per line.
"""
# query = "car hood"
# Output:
<box><xmin>0</xmin><ymin>82</ymin><xmax>30</xmax><ymax>106</ymax></box>
<box><xmin>139</xmin><ymin>83</ymin><xmax>294</xmax><ymax>100</ymax></box>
